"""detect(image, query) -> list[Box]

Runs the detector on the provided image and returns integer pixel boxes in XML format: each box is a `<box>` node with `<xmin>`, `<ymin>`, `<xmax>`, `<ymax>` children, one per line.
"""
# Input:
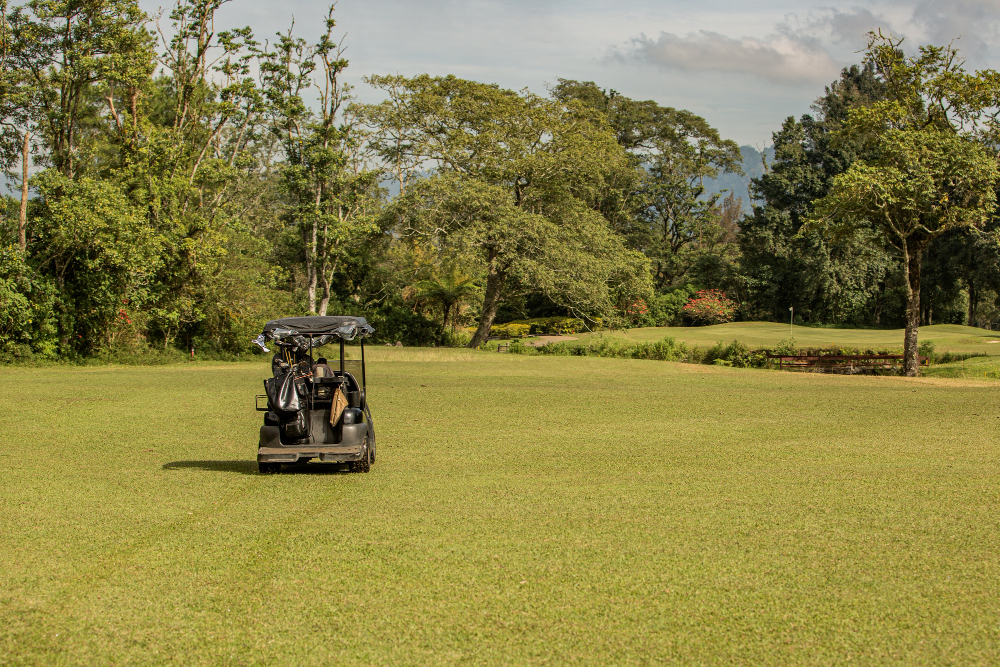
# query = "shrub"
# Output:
<box><xmin>627</xmin><ymin>337</ymin><xmax>688</xmax><ymax>361</ymax></box>
<box><xmin>0</xmin><ymin>246</ymin><xmax>35</xmax><ymax>358</ymax></box>
<box><xmin>0</xmin><ymin>245</ymin><xmax>59</xmax><ymax>361</ymax></box>
<box><xmin>701</xmin><ymin>340</ymin><xmax>767</xmax><ymax>368</ymax></box>
<box><xmin>702</xmin><ymin>341</ymin><xmax>727</xmax><ymax>365</ymax></box>
<box><xmin>727</xmin><ymin>342</ymin><xmax>768</xmax><ymax>368</ymax></box>
<box><xmin>491</xmin><ymin>323</ymin><xmax>531</xmax><ymax>339</ymax></box>
<box><xmin>623</xmin><ymin>299</ymin><xmax>650</xmax><ymax>327</ymax></box>
<box><xmin>772</xmin><ymin>338</ymin><xmax>798</xmax><ymax>356</ymax></box>
<box><xmin>648</xmin><ymin>287</ymin><xmax>696</xmax><ymax>326</ymax></box>
<box><xmin>442</xmin><ymin>328</ymin><xmax>473</xmax><ymax>347</ymax></box>
<box><xmin>367</xmin><ymin>303</ymin><xmax>445</xmax><ymax>346</ymax></box>
<box><xmin>682</xmin><ymin>289</ymin><xmax>737</xmax><ymax>325</ymax></box>
<box><xmin>535</xmin><ymin>341</ymin><xmax>573</xmax><ymax>356</ymax></box>
<box><xmin>536</xmin><ymin>336</ymin><xmax>687</xmax><ymax>361</ymax></box>
<box><xmin>508</xmin><ymin>339</ymin><xmax>530</xmax><ymax>354</ymax></box>
<box><xmin>505</xmin><ymin>317</ymin><xmax>587</xmax><ymax>335</ymax></box>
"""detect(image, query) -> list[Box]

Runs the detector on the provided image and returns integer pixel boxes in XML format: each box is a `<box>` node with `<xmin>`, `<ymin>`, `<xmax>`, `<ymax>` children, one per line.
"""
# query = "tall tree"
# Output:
<box><xmin>551</xmin><ymin>80</ymin><xmax>743</xmax><ymax>292</ymax></box>
<box><xmin>365</xmin><ymin>75</ymin><xmax>651</xmax><ymax>347</ymax></box>
<box><xmin>139</xmin><ymin>0</ymin><xmax>279</xmax><ymax>351</ymax></box>
<box><xmin>957</xmin><ymin>221</ymin><xmax>1000</xmax><ymax>327</ymax></box>
<box><xmin>8</xmin><ymin>0</ymin><xmax>153</xmax><ymax>180</ymax></box>
<box><xmin>3</xmin><ymin>0</ymin><xmax>159</xmax><ymax>352</ymax></box>
<box><xmin>811</xmin><ymin>33</ymin><xmax>1000</xmax><ymax>375</ymax></box>
<box><xmin>259</xmin><ymin>6</ymin><xmax>380</xmax><ymax>315</ymax></box>
<box><xmin>738</xmin><ymin>64</ymin><xmax>897</xmax><ymax>325</ymax></box>
<box><xmin>0</xmin><ymin>0</ymin><xmax>36</xmax><ymax>252</ymax></box>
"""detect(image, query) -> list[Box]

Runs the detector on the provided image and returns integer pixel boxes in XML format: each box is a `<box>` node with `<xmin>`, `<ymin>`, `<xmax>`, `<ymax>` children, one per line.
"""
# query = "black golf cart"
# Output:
<box><xmin>253</xmin><ymin>316</ymin><xmax>376</xmax><ymax>474</ymax></box>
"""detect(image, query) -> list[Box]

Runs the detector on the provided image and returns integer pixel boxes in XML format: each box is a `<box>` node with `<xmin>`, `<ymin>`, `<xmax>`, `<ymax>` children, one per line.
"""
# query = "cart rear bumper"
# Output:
<box><xmin>258</xmin><ymin>444</ymin><xmax>365</xmax><ymax>463</ymax></box>
<box><xmin>258</xmin><ymin>422</ymin><xmax>368</xmax><ymax>463</ymax></box>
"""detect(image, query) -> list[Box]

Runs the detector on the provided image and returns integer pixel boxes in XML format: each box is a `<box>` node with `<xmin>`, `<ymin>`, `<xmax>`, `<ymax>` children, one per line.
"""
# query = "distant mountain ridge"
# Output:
<box><xmin>1</xmin><ymin>146</ymin><xmax>771</xmax><ymax>214</ymax></box>
<box><xmin>703</xmin><ymin>145</ymin><xmax>774</xmax><ymax>213</ymax></box>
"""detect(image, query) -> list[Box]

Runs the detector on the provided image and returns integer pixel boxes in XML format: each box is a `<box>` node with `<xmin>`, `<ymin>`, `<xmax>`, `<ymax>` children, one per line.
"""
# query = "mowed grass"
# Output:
<box><xmin>2</xmin><ymin>352</ymin><xmax>1000</xmax><ymax>663</ymax></box>
<box><xmin>582</xmin><ymin>322</ymin><xmax>1000</xmax><ymax>356</ymax></box>
<box><xmin>924</xmin><ymin>353</ymin><xmax>1000</xmax><ymax>380</ymax></box>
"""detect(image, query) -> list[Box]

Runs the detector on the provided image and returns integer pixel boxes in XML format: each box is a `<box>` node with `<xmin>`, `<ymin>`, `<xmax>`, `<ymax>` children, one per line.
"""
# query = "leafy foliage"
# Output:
<box><xmin>738</xmin><ymin>63</ymin><xmax>898</xmax><ymax>326</ymax></box>
<box><xmin>537</xmin><ymin>335</ymin><xmax>688</xmax><ymax>361</ymax></box>
<box><xmin>552</xmin><ymin>79</ymin><xmax>744</xmax><ymax>294</ymax></box>
<box><xmin>413</xmin><ymin>265</ymin><xmax>479</xmax><ymax>330</ymax></box>
<box><xmin>810</xmin><ymin>33</ymin><xmax>1000</xmax><ymax>374</ymax></box>
<box><xmin>489</xmin><ymin>323</ymin><xmax>530</xmax><ymax>339</ymax></box>
<box><xmin>364</xmin><ymin>75</ymin><xmax>652</xmax><ymax>347</ymax></box>
<box><xmin>682</xmin><ymin>289</ymin><xmax>737</xmax><ymax>325</ymax></box>
<box><xmin>504</xmin><ymin>317</ymin><xmax>589</xmax><ymax>335</ymax></box>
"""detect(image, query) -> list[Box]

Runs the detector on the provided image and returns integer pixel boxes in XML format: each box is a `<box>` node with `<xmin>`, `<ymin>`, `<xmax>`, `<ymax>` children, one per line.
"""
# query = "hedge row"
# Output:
<box><xmin>503</xmin><ymin>317</ymin><xmax>591</xmax><ymax>335</ymax></box>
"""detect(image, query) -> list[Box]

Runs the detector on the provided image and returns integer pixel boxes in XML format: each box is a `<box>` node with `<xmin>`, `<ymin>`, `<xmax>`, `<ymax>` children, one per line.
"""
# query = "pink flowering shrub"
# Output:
<box><xmin>682</xmin><ymin>289</ymin><xmax>737</xmax><ymax>325</ymax></box>
<box><xmin>624</xmin><ymin>298</ymin><xmax>649</xmax><ymax>326</ymax></box>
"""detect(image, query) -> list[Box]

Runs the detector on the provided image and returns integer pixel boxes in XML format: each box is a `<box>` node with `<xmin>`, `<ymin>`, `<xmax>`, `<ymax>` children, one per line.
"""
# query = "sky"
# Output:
<box><xmin>144</xmin><ymin>0</ymin><xmax>1000</xmax><ymax>147</ymax></box>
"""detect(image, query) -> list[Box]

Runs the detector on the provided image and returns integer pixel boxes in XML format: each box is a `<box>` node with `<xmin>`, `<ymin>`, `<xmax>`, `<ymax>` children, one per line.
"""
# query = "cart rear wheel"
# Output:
<box><xmin>351</xmin><ymin>436</ymin><xmax>372</xmax><ymax>473</ymax></box>
<box><xmin>258</xmin><ymin>462</ymin><xmax>281</xmax><ymax>474</ymax></box>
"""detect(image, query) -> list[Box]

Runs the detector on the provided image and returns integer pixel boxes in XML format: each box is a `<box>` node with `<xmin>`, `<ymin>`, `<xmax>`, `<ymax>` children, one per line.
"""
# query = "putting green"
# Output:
<box><xmin>578</xmin><ymin>322</ymin><xmax>1000</xmax><ymax>356</ymax></box>
<box><xmin>2</xmin><ymin>352</ymin><xmax>999</xmax><ymax>662</ymax></box>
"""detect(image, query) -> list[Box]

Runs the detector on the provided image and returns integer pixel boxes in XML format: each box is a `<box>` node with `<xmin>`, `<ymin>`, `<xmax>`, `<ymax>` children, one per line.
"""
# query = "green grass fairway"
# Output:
<box><xmin>582</xmin><ymin>322</ymin><xmax>1000</xmax><ymax>356</ymax></box>
<box><xmin>3</xmin><ymin>352</ymin><xmax>1000</xmax><ymax>663</ymax></box>
<box><xmin>923</xmin><ymin>353</ymin><xmax>1000</xmax><ymax>379</ymax></box>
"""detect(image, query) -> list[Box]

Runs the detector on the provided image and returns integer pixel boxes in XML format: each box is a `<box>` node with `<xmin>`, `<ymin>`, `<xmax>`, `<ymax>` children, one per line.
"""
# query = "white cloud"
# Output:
<box><xmin>153</xmin><ymin>0</ymin><xmax>991</xmax><ymax>146</ymax></box>
<box><xmin>627</xmin><ymin>29</ymin><xmax>842</xmax><ymax>85</ymax></box>
<box><xmin>910</xmin><ymin>0</ymin><xmax>1000</xmax><ymax>62</ymax></box>
<box><xmin>825</xmin><ymin>8</ymin><xmax>885</xmax><ymax>43</ymax></box>
<box><xmin>789</xmin><ymin>7</ymin><xmax>891</xmax><ymax>48</ymax></box>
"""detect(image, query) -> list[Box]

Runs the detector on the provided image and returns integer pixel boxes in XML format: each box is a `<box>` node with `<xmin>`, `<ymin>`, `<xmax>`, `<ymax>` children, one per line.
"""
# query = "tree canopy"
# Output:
<box><xmin>810</xmin><ymin>33</ymin><xmax>1000</xmax><ymax>374</ymax></box>
<box><xmin>364</xmin><ymin>75</ymin><xmax>651</xmax><ymax>346</ymax></box>
<box><xmin>1</xmin><ymin>5</ymin><xmax>1000</xmax><ymax>364</ymax></box>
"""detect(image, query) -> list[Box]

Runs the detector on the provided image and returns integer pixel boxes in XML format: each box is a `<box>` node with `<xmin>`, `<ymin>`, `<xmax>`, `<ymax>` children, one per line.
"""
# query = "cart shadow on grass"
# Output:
<box><xmin>161</xmin><ymin>460</ymin><xmax>353</xmax><ymax>475</ymax></box>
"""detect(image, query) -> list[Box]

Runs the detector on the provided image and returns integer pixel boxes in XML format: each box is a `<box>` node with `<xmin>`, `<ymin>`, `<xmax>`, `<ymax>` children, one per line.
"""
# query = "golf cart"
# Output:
<box><xmin>253</xmin><ymin>316</ymin><xmax>376</xmax><ymax>474</ymax></box>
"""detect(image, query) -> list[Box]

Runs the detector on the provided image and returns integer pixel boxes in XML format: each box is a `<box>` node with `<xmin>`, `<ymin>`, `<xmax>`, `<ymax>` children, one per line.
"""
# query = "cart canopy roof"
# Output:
<box><xmin>261</xmin><ymin>316</ymin><xmax>374</xmax><ymax>349</ymax></box>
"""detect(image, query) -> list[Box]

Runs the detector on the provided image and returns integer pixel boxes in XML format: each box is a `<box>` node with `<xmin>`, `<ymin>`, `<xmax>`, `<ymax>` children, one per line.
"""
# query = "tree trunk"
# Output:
<box><xmin>307</xmin><ymin>268</ymin><xmax>318</xmax><ymax>314</ymax></box>
<box><xmin>902</xmin><ymin>243</ymin><xmax>922</xmax><ymax>377</ymax></box>
<box><xmin>468</xmin><ymin>269</ymin><xmax>504</xmax><ymax>348</ymax></box>
<box><xmin>318</xmin><ymin>251</ymin><xmax>331</xmax><ymax>316</ymax></box>
<box><xmin>18</xmin><ymin>131</ymin><xmax>30</xmax><ymax>252</ymax></box>
<box><xmin>317</xmin><ymin>227</ymin><xmax>342</xmax><ymax>317</ymax></box>
<box><xmin>441</xmin><ymin>300</ymin><xmax>452</xmax><ymax>330</ymax></box>
<box><xmin>318</xmin><ymin>262</ymin><xmax>336</xmax><ymax>316</ymax></box>
<box><xmin>55</xmin><ymin>268</ymin><xmax>69</xmax><ymax>353</ymax></box>
<box><xmin>318</xmin><ymin>291</ymin><xmax>330</xmax><ymax>317</ymax></box>
<box><xmin>305</xmin><ymin>216</ymin><xmax>318</xmax><ymax>314</ymax></box>
<box><xmin>306</xmin><ymin>179</ymin><xmax>323</xmax><ymax>314</ymax></box>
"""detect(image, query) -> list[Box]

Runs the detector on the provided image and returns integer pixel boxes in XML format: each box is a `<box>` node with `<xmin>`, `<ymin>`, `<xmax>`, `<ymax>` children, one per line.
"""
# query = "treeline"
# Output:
<box><xmin>2</xmin><ymin>1</ymin><xmax>1000</xmax><ymax>364</ymax></box>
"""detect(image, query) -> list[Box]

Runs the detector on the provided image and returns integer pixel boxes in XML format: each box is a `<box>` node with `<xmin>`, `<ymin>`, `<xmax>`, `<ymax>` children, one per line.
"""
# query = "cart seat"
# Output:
<box><xmin>334</xmin><ymin>371</ymin><xmax>359</xmax><ymax>390</ymax></box>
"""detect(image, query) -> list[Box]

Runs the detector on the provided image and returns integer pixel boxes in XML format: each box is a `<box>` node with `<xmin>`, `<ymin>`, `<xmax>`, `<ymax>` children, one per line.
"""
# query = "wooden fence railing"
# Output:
<box><xmin>765</xmin><ymin>353</ymin><xmax>928</xmax><ymax>373</ymax></box>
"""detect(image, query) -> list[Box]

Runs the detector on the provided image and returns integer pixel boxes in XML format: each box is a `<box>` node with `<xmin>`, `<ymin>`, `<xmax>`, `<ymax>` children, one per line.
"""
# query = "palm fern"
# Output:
<box><xmin>414</xmin><ymin>268</ymin><xmax>480</xmax><ymax>330</ymax></box>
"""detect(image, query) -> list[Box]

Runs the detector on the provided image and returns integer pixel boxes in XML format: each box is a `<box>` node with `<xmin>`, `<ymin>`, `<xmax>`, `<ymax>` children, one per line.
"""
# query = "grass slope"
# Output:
<box><xmin>2</xmin><ymin>352</ymin><xmax>1000</xmax><ymax>663</ymax></box>
<box><xmin>583</xmin><ymin>322</ymin><xmax>1000</xmax><ymax>356</ymax></box>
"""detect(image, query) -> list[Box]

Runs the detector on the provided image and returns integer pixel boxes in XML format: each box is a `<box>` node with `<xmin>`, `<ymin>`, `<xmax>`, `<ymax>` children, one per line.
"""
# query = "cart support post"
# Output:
<box><xmin>361</xmin><ymin>339</ymin><xmax>367</xmax><ymax>390</ymax></box>
<box><xmin>340</xmin><ymin>339</ymin><xmax>345</xmax><ymax>374</ymax></box>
